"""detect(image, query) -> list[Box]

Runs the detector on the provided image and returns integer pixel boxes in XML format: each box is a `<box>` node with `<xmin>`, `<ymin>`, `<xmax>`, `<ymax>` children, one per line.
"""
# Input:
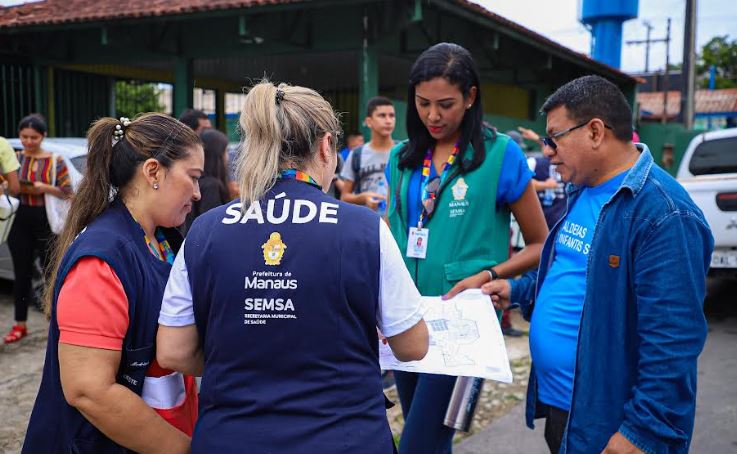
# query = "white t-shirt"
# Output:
<box><xmin>159</xmin><ymin>219</ymin><xmax>424</xmax><ymax>338</ymax></box>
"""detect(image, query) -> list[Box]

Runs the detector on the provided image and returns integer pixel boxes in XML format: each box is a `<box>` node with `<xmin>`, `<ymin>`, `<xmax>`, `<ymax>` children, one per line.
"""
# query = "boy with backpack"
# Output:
<box><xmin>340</xmin><ymin>97</ymin><xmax>396</xmax><ymax>215</ymax></box>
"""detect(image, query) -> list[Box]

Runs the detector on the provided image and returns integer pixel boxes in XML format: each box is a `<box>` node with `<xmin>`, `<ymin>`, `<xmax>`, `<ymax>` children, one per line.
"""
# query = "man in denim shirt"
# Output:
<box><xmin>484</xmin><ymin>76</ymin><xmax>713</xmax><ymax>453</ymax></box>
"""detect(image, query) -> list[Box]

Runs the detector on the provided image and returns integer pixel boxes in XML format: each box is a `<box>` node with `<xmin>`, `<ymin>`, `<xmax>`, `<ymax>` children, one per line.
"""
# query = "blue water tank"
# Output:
<box><xmin>580</xmin><ymin>0</ymin><xmax>639</xmax><ymax>69</ymax></box>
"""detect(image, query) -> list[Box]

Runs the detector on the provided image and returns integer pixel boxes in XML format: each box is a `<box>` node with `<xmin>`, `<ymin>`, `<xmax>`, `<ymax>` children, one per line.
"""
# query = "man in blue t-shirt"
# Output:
<box><xmin>481</xmin><ymin>76</ymin><xmax>712</xmax><ymax>454</ymax></box>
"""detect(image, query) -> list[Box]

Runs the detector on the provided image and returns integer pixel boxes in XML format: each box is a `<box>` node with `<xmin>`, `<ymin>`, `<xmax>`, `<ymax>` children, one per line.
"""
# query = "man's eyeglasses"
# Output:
<box><xmin>542</xmin><ymin>120</ymin><xmax>612</xmax><ymax>150</ymax></box>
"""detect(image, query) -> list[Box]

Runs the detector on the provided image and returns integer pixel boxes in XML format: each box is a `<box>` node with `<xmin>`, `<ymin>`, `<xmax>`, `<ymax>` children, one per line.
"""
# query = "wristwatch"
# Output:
<box><xmin>486</xmin><ymin>268</ymin><xmax>498</xmax><ymax>282</ymax></box>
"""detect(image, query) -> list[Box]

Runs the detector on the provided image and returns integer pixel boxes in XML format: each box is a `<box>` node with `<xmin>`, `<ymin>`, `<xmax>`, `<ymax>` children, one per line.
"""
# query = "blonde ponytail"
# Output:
<box><xmin>237</xmin><ymin>82</ymin><xmax>283</xmax><ymax>206</ymax></box>
<box><xmin>236</xmin><ymin>80</ymin><xmax>342</xmax><ymax>206</ymax></box>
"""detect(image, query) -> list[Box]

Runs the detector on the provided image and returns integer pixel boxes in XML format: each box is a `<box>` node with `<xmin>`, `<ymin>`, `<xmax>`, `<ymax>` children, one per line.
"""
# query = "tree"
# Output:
<box><xmin>115</xmin><ymin>81</ymin><xmax>166</xmax><ymax>119</ymax></box>
<box><xmin>697</xmin><ymin>35</ymin><xmax>737</xmax><ymax>89</ymax></box>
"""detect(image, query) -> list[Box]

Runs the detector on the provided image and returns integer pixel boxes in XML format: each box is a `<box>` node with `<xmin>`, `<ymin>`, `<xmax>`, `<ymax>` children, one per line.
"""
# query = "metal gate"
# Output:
<box><xmin>0</xmin><ymin>62</ymin><xmax>37</xmax><ymax>138</ymax></box>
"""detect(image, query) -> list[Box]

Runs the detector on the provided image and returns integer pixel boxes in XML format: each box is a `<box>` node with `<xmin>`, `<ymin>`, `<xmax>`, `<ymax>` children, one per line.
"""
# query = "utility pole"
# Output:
<box><xmin>627</xmin><ymin>21</ymin><xmax>662</xmax><ymax>74</ymax></box>
<box><xmin>626</xmin><ymin>21</ymin><xmax>655</xmax><ymax>72</ymax></box>
<box><xmin>663</xmin><ymin>18</ymin><xmax>671</xmax><ymax>125</ymax></box>
<box><xmin>681</xmin><ymin>0</ymin><xmax>697</xmax><ymax>129</ymax></box>
<box><xmin>644</xmin><ymin>21</ymin><xmax>653</xmax><ymax>73</ymax></box>
<box><xmin>626</xmin><ymin>19</ymin><xmax>671</xmax><ymax>123</ymax></box>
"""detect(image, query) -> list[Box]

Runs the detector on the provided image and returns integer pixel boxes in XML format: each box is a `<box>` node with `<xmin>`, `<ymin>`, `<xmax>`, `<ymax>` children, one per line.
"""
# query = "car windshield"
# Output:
<box><xmin>70</xmin><ymin>155</ymin><xmax>87</xmax><ymax>174</ymax></box>
<box><xmin>689</xmin><ymin>137</ymin><xmax>737</xmax><ymax>175</ymax></box>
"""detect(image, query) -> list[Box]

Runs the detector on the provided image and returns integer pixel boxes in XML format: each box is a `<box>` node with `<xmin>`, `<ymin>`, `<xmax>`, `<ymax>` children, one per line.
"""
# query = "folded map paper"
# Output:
<box><xmin>380</xmin><ymin>289</ymin><xmax>513</xmax><ymax>383</ymax></box>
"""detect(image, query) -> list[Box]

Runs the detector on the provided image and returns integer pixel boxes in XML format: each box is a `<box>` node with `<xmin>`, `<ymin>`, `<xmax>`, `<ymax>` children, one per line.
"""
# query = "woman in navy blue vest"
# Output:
<box><xmin>23</xmin><ymin>113</ymin><xmax>204</xmax><ymax>453</ymax></box>
<box><xmin>156</xmin><ymin>81</ymin><xmax>430</xmax><ymax>453</ymax></box>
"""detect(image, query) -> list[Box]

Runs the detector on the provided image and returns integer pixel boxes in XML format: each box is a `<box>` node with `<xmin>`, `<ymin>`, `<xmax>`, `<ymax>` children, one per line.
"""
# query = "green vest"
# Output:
<box><xmin>387</xmin><ymin>133</ymin><xmax>511</xmax><ymax>296</ymax></box>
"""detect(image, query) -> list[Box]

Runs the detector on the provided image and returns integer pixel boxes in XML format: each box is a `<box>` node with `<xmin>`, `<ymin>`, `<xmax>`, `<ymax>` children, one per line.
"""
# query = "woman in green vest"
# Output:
<box><xmin>385</xmin><ymin>42</ymin><xmax>548</xmax><ymax>453</ymax></box>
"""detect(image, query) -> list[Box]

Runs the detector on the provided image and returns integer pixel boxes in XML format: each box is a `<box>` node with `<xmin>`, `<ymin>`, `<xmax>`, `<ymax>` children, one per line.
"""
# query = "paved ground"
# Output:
<box><xmin>0</xmin><ymin>281</ymin><xmax>47</xmax><ymax>454</ymax></box>
<box><xmin>457</xmin><ymin>276</ymin><xmax>737</xmax><ymax>453</ymax></box>
<box><xmin>1</xmin><ymin>277</ymin><xmax>735</xmax><ymax>453</ymax></box>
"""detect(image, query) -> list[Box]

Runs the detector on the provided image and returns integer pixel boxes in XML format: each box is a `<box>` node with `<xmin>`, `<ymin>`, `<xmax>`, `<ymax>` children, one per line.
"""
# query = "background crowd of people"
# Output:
<box><xmin>0</xmin><ymin>40</ymin><xmax>712</xmax><ymax>454</ymax></box>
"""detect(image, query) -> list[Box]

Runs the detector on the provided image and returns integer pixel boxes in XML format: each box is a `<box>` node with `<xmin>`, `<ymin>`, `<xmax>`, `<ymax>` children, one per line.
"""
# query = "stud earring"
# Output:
<box><xmin>153</xmin><ymin>183</ymin><xmax>160</xmax><ymax>190</ymax></box>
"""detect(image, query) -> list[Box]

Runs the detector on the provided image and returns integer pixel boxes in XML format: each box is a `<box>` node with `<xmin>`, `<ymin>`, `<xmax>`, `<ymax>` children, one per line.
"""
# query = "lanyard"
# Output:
<box><xmin>144</xmin><ymin>229</ymin><xmax>175</xmax><ymax>265</ymax></box>
<box><xmin>132</xmin><ymin>214</ymin><xmax>175</xmax><ymax>265</ymax></box>
<box><xmin>418</xmin><ymin>142</ymin><xmax>460</xmax><ymax>228</ymax></box>
<box><xmin>279</xmin><ymin>169</ymin><xmax>322</xmax><ymax>189</ymax></box>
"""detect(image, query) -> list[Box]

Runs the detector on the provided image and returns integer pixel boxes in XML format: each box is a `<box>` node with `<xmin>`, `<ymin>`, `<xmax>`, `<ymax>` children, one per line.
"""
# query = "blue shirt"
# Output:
<box><xmin>529</xmin><ymin>170</ymin><xmax>626</xmax><ymax>411</ymax></box>
<box><xmin>510</xmin><ymin>145</ymin><xmax>713</xmax><ymax>453</ymax></box>
<box><xmin>386</xmin><ymin>139</ymin><xmax>532</xmax><ymax>228</ymax></box>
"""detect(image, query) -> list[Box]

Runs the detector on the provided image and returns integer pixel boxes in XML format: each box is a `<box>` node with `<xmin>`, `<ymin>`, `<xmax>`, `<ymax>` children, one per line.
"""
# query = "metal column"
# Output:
<box><xmin>174</xmin><ymin>57</ymin><xmax>194</xmax><ymax>118</ymax></box>
<box><xmin>216</xmin><ymin>88</ymin><xmax>226</xmax><ymax>133</ymax></box>
<box><xmin>358</xmin><ymin>9</ymin><xmax>378</xmax><ymax>140</ymax></box>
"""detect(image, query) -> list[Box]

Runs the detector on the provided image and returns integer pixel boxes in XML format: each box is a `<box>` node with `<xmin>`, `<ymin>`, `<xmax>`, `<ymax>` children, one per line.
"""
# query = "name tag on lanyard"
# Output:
<box><xmin>405</xmin><ymin>143</ymin><xmax>460</xmax><ymax>260</ymax></box>
<box><xmin>406</xmin><ymin>227</ymin><xmax>429</xmax><ymax>259</ymax></box>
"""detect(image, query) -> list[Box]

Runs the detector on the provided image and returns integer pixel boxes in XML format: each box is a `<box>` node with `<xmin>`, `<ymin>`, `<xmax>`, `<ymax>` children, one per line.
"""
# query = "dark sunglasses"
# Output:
<box><xmin>542</xmin><ymin>120</ymin><xmax>612</xmax><ymax>150</ymax></box>
<box><xmin>422</xmin><ymin>176</ymin><xmax>441</xmax><ymax>217</ymax></box>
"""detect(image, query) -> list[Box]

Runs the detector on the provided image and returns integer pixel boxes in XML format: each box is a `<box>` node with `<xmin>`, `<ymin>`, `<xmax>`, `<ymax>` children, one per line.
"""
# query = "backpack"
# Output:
<box><xmin>350</xmin><ymin>141</ymin><xmax>396</xmax><ymax>194</ymax></box>
<box><xmin>351</xmin><ymin>145</ymin><xmax>364</xmax><ymax>194</ymax></box>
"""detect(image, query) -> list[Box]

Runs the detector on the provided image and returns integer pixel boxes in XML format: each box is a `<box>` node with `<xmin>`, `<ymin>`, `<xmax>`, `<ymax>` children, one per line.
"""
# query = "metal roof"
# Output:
<box><xmin>0</xmin><ymin>0</ymin><xmax>638</xmax><ymax>83</ymax></box>
<box><xmin>638</xmin><ymin>89</ymin><xmax>737</xmax><ymax>119</ymax></box>
<box><xmin>0</xmin><ymin>0</ymin><xmax>306</xmax><ymax>27</ymax></box>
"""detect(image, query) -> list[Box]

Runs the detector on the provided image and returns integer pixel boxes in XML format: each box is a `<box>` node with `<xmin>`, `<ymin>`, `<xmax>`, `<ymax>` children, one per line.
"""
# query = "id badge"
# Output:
<box><xmin>406</xmin><ymin>227</ymin><xmax>429</xmax><ymax>259</ymax></box>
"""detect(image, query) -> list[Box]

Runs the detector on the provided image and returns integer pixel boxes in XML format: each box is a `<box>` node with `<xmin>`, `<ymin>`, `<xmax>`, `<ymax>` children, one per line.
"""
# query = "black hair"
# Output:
<box><xmin>199</xmin><ymin>128</ymin><xmax>230</xmax><ymax>202</ymax></box>
<box><xmin>178</xmin><ymin>108</ymin><xmax>209</xmax><ymax>131</ymax></box>
<box><xmin>366</xmin><ymin>96</ymin><xmax>394</xmax><ymax>117</ymax></box>
<box><xmin>399</xmin><ymin>42</ymin><xmax>491</xmax><ymax>172</ymax></box>
<box><xmin>343</xmin><ymin>131</ymin><xmax>363</xmax><ymax>149</ymax></box>
<box><xmin>541</xmin><ymin>75</ymin><xmax>633</xmax><ymax>142</ymax></box>
<box><xmin>18</xmin><ymin>114</ymin><xmax>48</xmax><ymax>135</ymax></box>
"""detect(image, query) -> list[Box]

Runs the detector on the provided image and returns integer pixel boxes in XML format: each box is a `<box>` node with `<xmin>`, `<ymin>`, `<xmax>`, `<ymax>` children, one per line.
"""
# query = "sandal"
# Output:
<box><xmin>3</xmin><ymin>324</ymin><xmax>28</xmax><ymax>344</ymax></box>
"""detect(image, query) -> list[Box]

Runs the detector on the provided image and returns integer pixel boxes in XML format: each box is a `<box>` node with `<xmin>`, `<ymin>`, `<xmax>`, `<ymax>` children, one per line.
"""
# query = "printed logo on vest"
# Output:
<box><xmin>451</xmin><ymin>178</ymin><xmax>469</xmax><ymax>201</ymax></box>
<box><xmin>449</xmin><ymin>178</ymin><xmax>470</xmax><ymax>218</ymax></box>
<box><xmin>221</xmin><ymin>195</ymin><xmax>340</xmax><ymax>225</ymax></box>
<box><xmin>262</xmin><ymin>232</ymin><xmax>287</xmax><ymax>265</ymax></box>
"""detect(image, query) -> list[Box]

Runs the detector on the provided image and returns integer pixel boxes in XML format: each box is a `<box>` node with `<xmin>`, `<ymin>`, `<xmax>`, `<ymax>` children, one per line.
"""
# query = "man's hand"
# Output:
<box><xmin>601</xmin><ymin>432</ymin><xmax>644</xmax><ymax>454</ymax></box>
<box><xmin>442</xmin><ymin>271</ymin><xmax>490</xmax><ymax>300</ymax></box>
<box><xmin>480</xmin><ymin>279</ymin><xmax>511</xmax><ymax>311</ymax></box>
<box><xmin>542</xmin><ymin>177</ymin><xmax>558</xmax><ymax>189</ymax></box>
<box><xmin>360</xmin><ymin>192</ymin><xmax>385</xmax><ymax>210</ymax></box>
<box><xmin>517</xmin><ymin>126</ymin><xmax>541</xmax><ymax>143</ymax></box>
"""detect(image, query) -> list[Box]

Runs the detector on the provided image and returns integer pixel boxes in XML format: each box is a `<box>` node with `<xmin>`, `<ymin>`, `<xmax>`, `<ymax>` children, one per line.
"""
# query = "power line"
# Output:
<box><xmin>626</xmin><ymin>19</ymin><xmax>671</xmax><ymax>74</ymax></box>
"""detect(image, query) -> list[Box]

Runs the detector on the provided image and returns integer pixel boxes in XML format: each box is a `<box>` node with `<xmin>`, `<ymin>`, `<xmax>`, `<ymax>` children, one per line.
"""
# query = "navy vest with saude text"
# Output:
<box><xmin>23</xmin><ymin>199</ymin><xmax>182</xmax><ymax>454</ymax></box>
<box><xmin>185</xmin><ymin>178</ymin><xmax>391</xmax><ymax>453</ymax></box>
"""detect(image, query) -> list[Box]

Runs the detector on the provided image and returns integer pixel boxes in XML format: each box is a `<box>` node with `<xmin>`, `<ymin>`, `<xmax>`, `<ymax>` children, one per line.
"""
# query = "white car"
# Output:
<box><xmin>677</xmin><ymin>128</ymin><xmax>737</xmax><ymax>278</ymax></box>
<box><xmin>0</xmin><ymin>138</ymin><xmax>87</xmax><ymax>282</ymax></box>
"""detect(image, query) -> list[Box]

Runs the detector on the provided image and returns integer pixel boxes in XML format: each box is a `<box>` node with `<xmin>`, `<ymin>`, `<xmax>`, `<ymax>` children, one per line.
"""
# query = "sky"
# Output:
<box><xmin>472</xmin><ymin>0</ymin><xmax>736</xmax><ymax>73</ymax></box>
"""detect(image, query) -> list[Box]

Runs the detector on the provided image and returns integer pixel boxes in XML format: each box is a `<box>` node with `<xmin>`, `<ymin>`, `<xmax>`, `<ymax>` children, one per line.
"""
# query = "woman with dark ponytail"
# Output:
<box><xmin>385</xmin><ymin>43</ymin><xmax>548</xmax><ymax>452</ymax></box>
<box><xmin>23</xmin><ymin>113</ymin><xmax>203</xmax><ymax>453</ymax></box>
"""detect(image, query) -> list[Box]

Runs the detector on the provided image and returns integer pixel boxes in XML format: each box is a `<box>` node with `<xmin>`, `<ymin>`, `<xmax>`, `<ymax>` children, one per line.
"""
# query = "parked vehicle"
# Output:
<box><xmin>0</xmin><ymin>138</ymin><xmax>87</xmax><ymax>284</ymax></box>
<box><xmin>677</xmin><ymin>128</ymin><xmax>737</xmax><ymax>280</ymax></box>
